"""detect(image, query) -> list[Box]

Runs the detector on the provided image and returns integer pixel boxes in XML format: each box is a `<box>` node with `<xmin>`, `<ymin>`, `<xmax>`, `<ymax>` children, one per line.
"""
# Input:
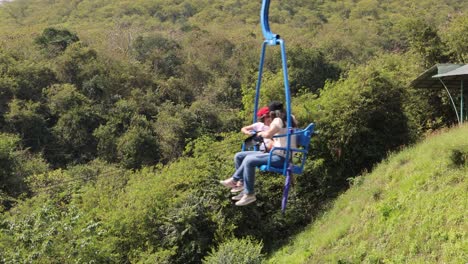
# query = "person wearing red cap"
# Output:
<box><xmin>226</xmin><ymin>106</ymin><xmax>273</xmax><ymax>193</ymax></box>
<box><xmin>240</xmin><ymin>106</ymin><xmax>271</xmax><ymax>139</ymax></box>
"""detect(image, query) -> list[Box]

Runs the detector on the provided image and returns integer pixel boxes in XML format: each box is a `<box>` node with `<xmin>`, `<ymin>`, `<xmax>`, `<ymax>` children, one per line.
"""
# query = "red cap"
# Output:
<box><xmin>257</xmin><ymin>106</ymin><xmax>270</xmax><ymax>118</ymax></box>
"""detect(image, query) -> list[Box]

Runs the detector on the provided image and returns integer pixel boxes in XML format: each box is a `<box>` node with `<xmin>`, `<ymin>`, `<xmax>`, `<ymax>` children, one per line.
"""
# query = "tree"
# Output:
<box><xmin>312</xmin><ymin>55</ymin><xmax>411</xmax><ymax>191</ymax></box>
<box><xmin>42</xmin><ymin>83</ymin><xmax>101</xmax><ymax>164</ymax></box>
<box><xmin>52</xmin><ymin>106</ymin><xmax>101</xmax><ymax>164</ymax></box>
<box><xmin>132</xmin><ymin>35</ymin><xmax>184</xmax><ymax>78</ymax></box>
<box><xmin>401</xmin><ymin>18</ymin><xmax>450</xmax><ymax>67</ymax></box>
<box><xmin>116</xmin><ymin>117</ymin><xmax>160</xmax><ymax>169</ymax></box>
<box><xmin>93</xmin><ymin>98</ymin><xmax>139</xmax><ymax>163</ymax></box>
<box><xmin>44</xmin><ymin>83</ymin><xmax>90</xmax><ymax>114</ymax></box>
<box><xmin>7</xmin><ymin>61</ymin><xmax>57</xmax><ymax>101</ymax></box>
<box><xmin>0</xmin><ymin>133</ymin><xmax>48</xmax><ymax>201</ymax></box>
<box><xmin>34</xmin><ymin>27</ymin><xmax>79</xmax><ymax>57</ymax></box>
<box><xmin>442</xmin><ymin>14</ymin><xmax>468</xmax><ymax>63</ymax></box>
<box><xmin>154</xmin><ymin>102</ymin><xmax>195</xmax><ymax>163</ymax></box>
<box><xmin>4</xmin><ymin>99</ymin><xmax>50</xmax><ymax>151</ymax></box>
<box><xmin>94</xmin><ymin>97</ymin><xmax>161</xmax><ymax>167</ymax></box>
<box><xmin>0</xmin><ymin>133</ymin><xmax>21</xmax><ymax>197</ymax></box>
<box><xmin>55</xmin><ymin>42</ymin><xmax>98</xmax><ymax>87</ymax></box>
<box><xmin>288</xmin><ymin>47</ymin><xmax>341</xmax><ymax>94</ymax></box>
<box><xmin>0</xmin><ymin>77</ymin><xmax>15</xmax><ymax>127</ymax></box>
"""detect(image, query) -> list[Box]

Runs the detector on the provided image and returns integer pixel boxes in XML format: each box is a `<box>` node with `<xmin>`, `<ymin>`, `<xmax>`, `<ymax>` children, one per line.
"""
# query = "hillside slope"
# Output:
<box><xmin>268</xmin><ymin>125</ymin><xmax>467</xmax><ymax>263</ymax></box>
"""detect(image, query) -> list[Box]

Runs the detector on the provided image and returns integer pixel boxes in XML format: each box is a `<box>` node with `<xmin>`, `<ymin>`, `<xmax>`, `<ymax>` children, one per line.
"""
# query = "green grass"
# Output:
<box><xmin>268</xmin><ymin>125</ymin><xmax>467</xmax><ymax>264</ymax></box>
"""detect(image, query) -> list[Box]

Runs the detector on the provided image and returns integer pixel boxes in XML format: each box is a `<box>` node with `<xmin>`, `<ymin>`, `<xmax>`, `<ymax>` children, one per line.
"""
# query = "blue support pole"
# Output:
<box><xmin>261</xmin><ymin>0</ymin><xmax>278</xmax><ymax>43</ymax></box>
<box><xmin>253</xmin><ymin>41</ymin><xmax>268</xmax><ymax>124</ymax></box>
<box><xmin>278</xmin><ymin>39</ymin><xmax>293</xmax><ymax>176</ymax></box>
<box><xmin>257</xmin><ymin>0</ymin><xmax>293</xmax><ymax>176</ymax></box>
<box><xmin>281</xmin><ymin>163</ymin><xmax>293</xmax><ymax>213</ymax></box>
<box><xmin>257</xmin><ymin>0</ymin><xmax>295</xmax><ymax>212</ymax></box>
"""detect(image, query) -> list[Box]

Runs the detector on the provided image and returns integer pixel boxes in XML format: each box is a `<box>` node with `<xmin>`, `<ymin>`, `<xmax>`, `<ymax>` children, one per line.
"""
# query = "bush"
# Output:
<box><xmin>203</xmin><ymin>237</ymin><xmax>264</xmax><ymax>264</ymax></box>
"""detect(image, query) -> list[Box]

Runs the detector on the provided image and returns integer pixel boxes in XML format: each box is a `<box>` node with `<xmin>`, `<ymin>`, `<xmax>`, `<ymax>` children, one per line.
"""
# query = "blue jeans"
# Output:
<box><xmin>232</xmin><ymin>151</ymin><xmax>285</xmax><ymax>194</ymax></box>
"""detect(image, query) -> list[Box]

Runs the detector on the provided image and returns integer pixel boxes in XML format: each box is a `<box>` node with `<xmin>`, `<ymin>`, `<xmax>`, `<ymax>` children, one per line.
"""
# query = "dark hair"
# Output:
<box><xmin>268</xmin><ymin>101</ymin><xmax>298</xmax><ymax>128</ymax></box>
<box><xmin>268</xmin><ymin>101</ymin><xmax>283</xmax><ymax>112</ymax></box>
<box><xmin>268</xmin><ymin>101</ymin><xmax>284</xmax><ymax>126</ymax></box>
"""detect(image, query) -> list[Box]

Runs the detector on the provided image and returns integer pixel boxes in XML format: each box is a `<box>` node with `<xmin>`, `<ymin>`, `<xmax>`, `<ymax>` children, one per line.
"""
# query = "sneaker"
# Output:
<box><xmin>235</xmin><ymin>194</ymin><xmax>256</xmax><ymax>206</ymax></box>
<box><xmin>232</xmin><ymin>192</ymin><xmax>245</xmax><ymax>201</ymax></box>
<box><xmin>230</xmin><ymin>181</ymin><xmax>244</xmax><ymax>193</ymax></box>
<box><xmin>219</xmin><ymin>178</ymin><xmax>237</xmax><ymax>188</ymax></box>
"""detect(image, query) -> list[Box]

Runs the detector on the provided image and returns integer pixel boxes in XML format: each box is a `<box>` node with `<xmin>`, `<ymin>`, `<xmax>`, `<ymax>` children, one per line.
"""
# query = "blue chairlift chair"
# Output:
<box><xmin>259</xmin><ymin>123</ymin><xmax>315</xmax><ymax>175</ymax></box>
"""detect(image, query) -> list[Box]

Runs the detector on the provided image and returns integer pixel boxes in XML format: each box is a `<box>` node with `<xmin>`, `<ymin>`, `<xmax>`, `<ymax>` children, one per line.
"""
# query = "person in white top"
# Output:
<box><xmin>220</xmin><ymin>101</ymin><xmax>298</xmax><ymax>206</ymax></box>
<box><xmin>229</xmin><ymin>106</ymin><xmax>272</xmax><ymax>193</ymax></box>
<box><xmin>240</xmin><ymin>106</ymin><xmax>272</xmax><ymax>152</ymax></box>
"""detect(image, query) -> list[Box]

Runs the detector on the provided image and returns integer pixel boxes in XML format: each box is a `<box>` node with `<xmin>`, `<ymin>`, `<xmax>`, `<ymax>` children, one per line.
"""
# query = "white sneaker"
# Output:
<box><xmin>235</xmin><ymin>194</ymin><xmax>256</xmax><ymax>206</ymax></box>
<box><xmin>230</xmin><ymin>182</ymin><xmax>244</xmax><ymax>193</ymax></box>
<box><xmin>232</xmin><ymin>192</ymin><xmax>244</xmax><ymax>201</ymax></box>
<box><xmin>219</xmin><ymin>178</ymin><xmax>237</xmax><ymax>188</ymax></box>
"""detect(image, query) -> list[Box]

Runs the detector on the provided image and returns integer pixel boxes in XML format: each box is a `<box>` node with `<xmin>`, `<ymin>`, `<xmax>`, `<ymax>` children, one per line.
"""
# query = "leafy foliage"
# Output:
<box><xmin>4</xmin><ymin>99</ymin><xmax>50</xmax><ymax>151</ymax></box>
<box><xmin>0</xmin><ymin>133</ymin><xmax>48</xmax><ymax>203</ymax></box>
<box><xmin>442</xmin><ymin>14</ymin><xmax>468</xmax><ymax>63</ymax></box>
<box><xmin>34</xmin><ymin>27</ymin><xmax>79</xmax><ymax>57</ymax></box>
<box><xmin>132</xmin><ymin>34</ymin><xmax>184</xmax><ymax>78</ymax></box>
<box><xmin>203</xmin><ymin>237</ymin><xmax>264</xmax><ymax>264</ymax></box>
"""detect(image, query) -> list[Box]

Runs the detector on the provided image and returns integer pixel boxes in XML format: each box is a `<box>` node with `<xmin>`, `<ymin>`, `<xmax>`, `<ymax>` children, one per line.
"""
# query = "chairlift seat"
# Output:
<box><xmin>259</xmin><ymin>123</ymin><xmax>315</xmax><ymax>175</ymax></box>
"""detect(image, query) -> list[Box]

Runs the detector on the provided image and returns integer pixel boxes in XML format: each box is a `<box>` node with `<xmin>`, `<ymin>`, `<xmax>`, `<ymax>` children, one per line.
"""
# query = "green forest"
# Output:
<box><xmin>0</xmin><ymin>0</ymin><xmax>466</xmax><ymax>263</ymax></box>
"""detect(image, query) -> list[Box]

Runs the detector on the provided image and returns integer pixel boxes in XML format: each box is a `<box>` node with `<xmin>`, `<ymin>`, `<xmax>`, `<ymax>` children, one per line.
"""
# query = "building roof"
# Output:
<box><xmin>432</xmin><ymin>64</ymin><xmax>468</xmax><ymax>79</ymax></box>
<box><xmin>411</xmin><ymin>64</ymin><xmax>467</xmax><ymax>89</ymax></box>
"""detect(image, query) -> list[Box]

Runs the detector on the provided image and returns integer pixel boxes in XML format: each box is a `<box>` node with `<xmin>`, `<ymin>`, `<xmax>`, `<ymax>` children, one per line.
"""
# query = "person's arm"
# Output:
<box><xmin>265</xmin><ymin>140</ymin><xmax>274</xmax><ymax>152</ymax></box>
<box><xmin>257</xmin><ymin>118</ymin><xmax>281</xmax><ymax>139</ymax></box>
<box><xmin>241</xmin><ymin>123</ymin><xmax>258</xmax><ymax>135</ymax></box>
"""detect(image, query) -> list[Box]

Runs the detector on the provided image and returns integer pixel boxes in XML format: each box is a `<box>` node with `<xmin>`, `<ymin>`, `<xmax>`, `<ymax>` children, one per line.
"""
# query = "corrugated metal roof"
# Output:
<box><xmin>433</xmin><ymin>64</ymin><xmax>468</xmax><ymax>79</ymax></box>
<box><xmin>411</xmin><ymin>64</ymin><xmax>467</xmax><ymax>89</ymax></box>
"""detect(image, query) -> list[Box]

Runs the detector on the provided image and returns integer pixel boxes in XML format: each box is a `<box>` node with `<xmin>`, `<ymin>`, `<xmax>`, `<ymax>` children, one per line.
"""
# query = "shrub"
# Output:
<box><xmin>203</xmin><ymin>237</ymin><xmax>264</xmax><ymax>264</ymax></box>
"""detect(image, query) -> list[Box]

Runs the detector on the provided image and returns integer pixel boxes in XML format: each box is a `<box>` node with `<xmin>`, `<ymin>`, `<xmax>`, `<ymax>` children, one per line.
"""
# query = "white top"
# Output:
<box><xmin>251</xmin><ymin>122</ymin><xmax>269</xmax><ymax>133</ymax></box>
<box><xmin>251</xmin><ymin>122</ymin><xmax>271</xmax><ymax>151</ymax></box>
<box><xmin>269</xmin><ymin>118</ymin><xmax>297</xmax><ymax>157</ymax></box>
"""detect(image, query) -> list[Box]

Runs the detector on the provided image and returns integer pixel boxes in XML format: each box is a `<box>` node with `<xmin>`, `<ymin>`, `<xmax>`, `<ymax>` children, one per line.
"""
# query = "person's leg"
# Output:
<box><xmin>234</xmin><ymin>151</ymin><xmax>254</xmax><ymax>169</ymax></box>
<box><xmin>232</xmin><ymin>151</ymin><xmax>260</xmax><ymax>182</ymax></box>
<box><xmin>242</xmin><ymin>153</ymin><xmax>285</xmax><ymax>194</ymax></box>
<box><xmin>221</xmin><ymin>151</ymin><xmax>261</xmax><ymax>187</ymax></box>
<box><xmin>236</xmin><ymin>154</ymin><xmax>285</xmax><ymax>205</ymax></box>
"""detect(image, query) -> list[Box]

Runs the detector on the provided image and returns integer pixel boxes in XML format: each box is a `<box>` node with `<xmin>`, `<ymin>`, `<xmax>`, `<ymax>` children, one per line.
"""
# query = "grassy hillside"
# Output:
<box><xmin>268</xmin><ymin>125</ymin><xmax>467</xmax><ymax>263</ymax></box>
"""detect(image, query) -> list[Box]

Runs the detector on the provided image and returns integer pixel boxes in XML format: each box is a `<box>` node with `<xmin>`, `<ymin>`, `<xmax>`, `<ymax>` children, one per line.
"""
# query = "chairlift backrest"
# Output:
<box><xmin>259</xmin><ymin>123</ymin><xmax>315</xmax><ymax>175</ymax></box>
<box><xmin>295</xmin><ymin>123</ymin><xmax>314</xmax><ymax>148</ymax></box>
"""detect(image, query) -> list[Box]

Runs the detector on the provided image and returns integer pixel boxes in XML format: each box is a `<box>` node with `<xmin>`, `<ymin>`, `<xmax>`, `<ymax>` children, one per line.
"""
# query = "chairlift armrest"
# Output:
<box><xmin>270</xmin><ymin>147</ymin><xmax>307</xmax><ymax>154</ymax></box>
<box><xmin>272</xmin><ymin>129</ymin><xmax>303</xmax><ymax>139</ymax></box>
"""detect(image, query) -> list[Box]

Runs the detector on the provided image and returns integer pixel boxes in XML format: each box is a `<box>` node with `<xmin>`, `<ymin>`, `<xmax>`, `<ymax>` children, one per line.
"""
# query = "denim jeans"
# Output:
<box><xmin>232</xmin><ymin>151</ymin><xmax>285</xmax><ymax>194</ymax></box>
